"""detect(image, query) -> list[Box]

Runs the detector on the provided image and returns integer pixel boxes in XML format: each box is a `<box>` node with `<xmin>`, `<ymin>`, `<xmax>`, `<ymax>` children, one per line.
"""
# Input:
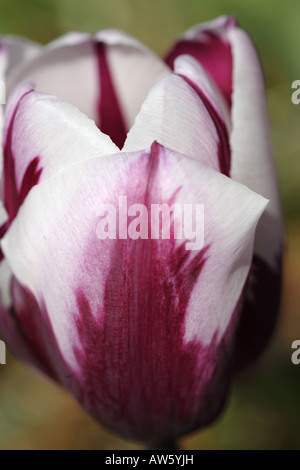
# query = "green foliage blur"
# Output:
<box><xmin>0</xmin><ymin>0</ymin><xmax>299</xmax><ymax>450</ymax></box>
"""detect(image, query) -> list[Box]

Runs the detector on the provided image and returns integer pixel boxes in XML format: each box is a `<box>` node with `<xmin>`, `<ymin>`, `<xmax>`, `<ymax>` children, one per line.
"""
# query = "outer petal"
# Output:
<box><xmin>0</xmin><ymin>265</ymin><xmax>61</xmax><ymax>381</ymax></box>
<box><xmin>165</xmin><ymin>16</ymin><xmax>236</xmax><ymax>107</ymax></box>
<box><xmin>0</xmin><ymin>36</ymin><xmax>41</xmax><ymax>77</ymax></box>
<box><xmin>228</xmin><ymin>26</ymin><xmax>284</xmax><ymax>368</ymax></box>
<box><xmin>2</xmin><ymin>142</ymin><xmax>267</xmax><ymax>440</ymax></box>
<box><xmin>7</xmin><ymin>31</ymin><xmax>170</xmax><ymax>148</ymax></box>
<box><xmin>0</xmin><ymin>195</ymin><xmax>58</xmax><ymax>378</ymax></box>
<box><xmin>166</xmin><ymin>16</ymin><xmax>284</xmax><ymax>368</ymax></box>
<box><xmin>2</xmin><ymin>82</ymin><xmax>119</xmax><ymax>221</ymax></box>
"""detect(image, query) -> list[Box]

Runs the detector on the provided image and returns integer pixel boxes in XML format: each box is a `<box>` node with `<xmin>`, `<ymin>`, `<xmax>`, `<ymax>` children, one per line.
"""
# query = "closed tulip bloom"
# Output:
<box><xmin>0</xmin><ymin>16</ymin><xmax>282</xmax><ymax>445</ymax></box>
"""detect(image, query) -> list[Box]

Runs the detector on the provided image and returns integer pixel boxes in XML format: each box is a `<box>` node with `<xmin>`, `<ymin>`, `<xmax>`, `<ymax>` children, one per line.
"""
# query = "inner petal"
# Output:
<box><xmin>7</xmin><ymin>32</ymin><xmax>170</xmax><ymax>150</ymax></box>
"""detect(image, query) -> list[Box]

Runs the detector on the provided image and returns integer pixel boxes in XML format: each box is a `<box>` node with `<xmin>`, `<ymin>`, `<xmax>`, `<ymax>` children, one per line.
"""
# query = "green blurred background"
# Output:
<box><xmin>0</xmin><ymin>0</ymin><xmax>299</xmax><ymax>450</ymax></box>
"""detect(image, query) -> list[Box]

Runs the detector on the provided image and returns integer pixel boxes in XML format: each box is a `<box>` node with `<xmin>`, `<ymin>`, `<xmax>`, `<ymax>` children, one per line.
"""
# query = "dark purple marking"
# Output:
<box><xmin>8</xmin><ymin>278</ymin><xmax>59</xmax><ymax>381</ymax></box>
<box><xmin>71</xmin><ymin>143</ymin><xmax>237</xmax><ymax>441</ymax></box>
<box><xmin>165</xmin><ymin>31</ymin><xmax>233</xmax><ymax>108</ymax></box>
<box><xmin>179</xmin><ymin>74</ymin><xmax>231</xmax><ymax>177</ymax></box>
<box><xmin>3</xmin><ymin>90</ymin><xmax>43</xmax><ymax>223</ymax></box>
<box><xmin>18</xmin><ymin>157</ymin><xmax>43</xmax><ymax>207</ymax></box>
<box><xmin>94</xmin><ymin>41</ymin><xmax>127</xmax><ymax>150</ymax></box>
<box><xmin>0</xmin><ymin>220</ymin><xmax>9</xmax><ymax>261</ymax></box>
<box><xmin>235</xmin><ymin>253</ymin><xmax>283</xmax><ymax>372</ymax></box>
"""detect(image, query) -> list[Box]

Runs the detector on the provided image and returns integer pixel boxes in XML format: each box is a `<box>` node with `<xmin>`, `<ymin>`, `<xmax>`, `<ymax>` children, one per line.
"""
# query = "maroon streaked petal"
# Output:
<box><xmin>94</xmin><ymin>41</ymin><xmax>127</xmax><ymax>149</ymax></box>
<box><xmin>175</xmin><ymin>57</ymin><xmax>230</xmax><ymax>176</ymax></box>
<box><xmin>94</xmin><ymin>30</ymin><xmax>170</xmax><ymax>134</ymax></box>
<box><xmin>7</xmin><ymin>31</ymin><xmax>170</xmax><ymax>144</ymax></box>
<box><xmin>228</xmin><ymin>27</ymin><xmax>284</xmax><ymax>366</ymax></box>
<box><xmin>0</xmin><ymin>37</ymin><xmax>41</xmax><ymax>155</ymax></box>
<box><xmin>0</xmin><ymin>268</ymin><xmax>78</xmax><ymax>387</ymax></box>
<box><xmin>235</xmin><ymin>254</ymin><xmax>283</xmax><ymax>371</ymax></box>
<box><xmin>6</xmin><ymin>33</ymin><xmax>100</xmax><ymax>125</ymax></box>
<box><xmin>123</xmin><ymin>74</ymin><xmax>222</xmax><ymax>173</ymax></box>
<box><xmin>1</xmin><ymin>80</ymin><xmax>118</xmax><ymax>221</ymax></box>
<box><xmin>166</xmin><ymin>17</ymin><xmax>284</xmax><ymax>367</ymax></box>
<box><xmin>18</xmin><ymin>157</ymin><xmax>43</xmax><ymax>207</ymax></box>
<box><xmin>2</xmin><ymin>83</ymin><xmax>42</xmax><ymax>221</ymax></box>
<box><xmin>8</xmin><ymin>278</ymin><xmax>59</xmax><ymax>380</ymax></box>
<box><xmin>165</xmin><ymin>17</ymin><xmax>236</xmax><ymax>107</ymax></box>
<box><xmin>0</xmin><ymin>259</ymin><xmax>56</xmax><ymax>379</ymax></box>
<box><xmin>2</xmin><ymin>142</ymin><xmax>267</xmax><ymax>440</ymax></box>
<box><xmin>0</xmin><ymin>220</ymin><xmax>9</xmax><ymax>261</ymax></box>
<box><xmin>72</xmin><ymin>245</ymin><xmax>233</xmax><ymax>440</ymax></box>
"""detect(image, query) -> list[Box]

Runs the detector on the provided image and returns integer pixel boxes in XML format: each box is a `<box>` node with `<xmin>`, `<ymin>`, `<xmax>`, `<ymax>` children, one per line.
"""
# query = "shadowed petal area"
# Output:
<box><xmin>2</xmin><ymin>143</ymin><xmax>267</xmax><ymax>440</ymax></box>
<box><xmin>0</xmin><ymin>261</ymin><xmax>60</xmax><ymax>381</ymax></box>
<box><xmin>228</xmin><ymin>27</ymin><xmax>284</xmax><ymax>367</ymax></box>
<box><xmin>235</xmin><ymin>254</ymin><xmax>283</xmax><ymax>371</ymax></box>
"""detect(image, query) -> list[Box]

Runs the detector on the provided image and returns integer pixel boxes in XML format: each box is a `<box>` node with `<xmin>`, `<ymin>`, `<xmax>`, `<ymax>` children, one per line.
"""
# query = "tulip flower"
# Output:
<box><xmin>0</xmin><ymin>16</ymin><xmax>283</xmax><ymax>447</ymax></box>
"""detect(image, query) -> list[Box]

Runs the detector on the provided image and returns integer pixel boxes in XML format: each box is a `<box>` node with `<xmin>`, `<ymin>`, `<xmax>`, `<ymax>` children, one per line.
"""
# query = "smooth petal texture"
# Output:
<box><xmin>0</xmin><ymin>36</ymin><xmax>41</xmax><ymax>77</ymax></box>
<box><xmin>2</xmin><ymin>81</ymin><xmax>119</xmax><ymax>221</ymax></box>
<box><xmin>123</xmin><ymin>74</ymin><xmax>223</xmax><ymax>173</ymax></box>
<box><xmin>7</xmin><ymin>31</ymin><xmax>170</xmax><ymax>148</ymax></box>
<box><xmin>2</xmin><ymin>142</ymin><xmax>267</xmax><ymax>440</ymax></box>
<box><xmin>173</xmin><ymin>55</ymin><xmax>231</xmax><ymax>176</ymax></box>
<box><xmin>165</xmin><ymin>16</ymin><xmax>236</xmax><ymax>107</ymax></box>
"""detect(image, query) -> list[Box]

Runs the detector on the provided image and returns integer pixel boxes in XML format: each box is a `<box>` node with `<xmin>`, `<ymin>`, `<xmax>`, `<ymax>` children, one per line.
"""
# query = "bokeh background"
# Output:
<box><xmin>0</xmin><ymin>0</ymin><xmax>299</xmax><ymax>450</ymax></box>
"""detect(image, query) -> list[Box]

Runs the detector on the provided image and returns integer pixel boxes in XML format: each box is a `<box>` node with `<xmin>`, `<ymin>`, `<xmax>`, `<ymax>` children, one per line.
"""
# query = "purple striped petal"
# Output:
<box><xmin>3</xmin><ymin>83</ymin><xmax>41</xmax><ymax>221</ymax></box>
<box><xmin>0</xmin><ymin>38</ymin><xmax>41</xmax><ymax>164</ymax></box>
<box><xmin>2</xmin><ymin>81</ymin><xmax>118</xmax><ymax>223</ymax></box>
<box><xmin>174</xmin><ymin>56</ymin><xmax>231</xmax><ymax>176</ymax></box>
<box><xmin>7</xmin><ymin>31</ymin><xmax>170</xmax><ymax>146</ymax></box>
<box><xmin>228</xmin><ymin>27</ymin><xmax>284</xmax><ymax>367</ymax></box>
<box><xmin>2</xmin><ymin>142</ymin><xmax>267</xmax><ymax>440</ymax></box>
<box><xmin>165</xmin><ymin>17</ymin><xmax>284</xmax><ymax>367</ymax></box>
<box><xmin>0</xmin><ymin>259</ymin><xmax>54</xmax><ymax>377</ymax></box>
<box><xmin>165</xmin><ymin>16</ymin><xmax>236</xmax><ymax>107</ymax></box>
<box><xmin>123</xmin><ymin>73</ymin><xmax>222</xmax><ymax>173</ymax></box>
<box><xmin>94</xmin><ymin>41</ymin><xmax>127</xmax><ymax>149</ymax></box>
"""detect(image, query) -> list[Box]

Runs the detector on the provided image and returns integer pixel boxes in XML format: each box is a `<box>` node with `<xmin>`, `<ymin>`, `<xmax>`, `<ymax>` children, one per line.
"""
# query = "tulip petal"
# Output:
<box><xmin>0</xmin><ymin>268</ymin><xmax>60</xmax><ymax>381</ymax></box>
<box><xmin>173</xmin><ymin>55</ymin><xmax>231</xmax><ymax>176</ymax></box>
<box><xmin>2</xmin><ymin>142</ymin><xmax>267</xmax><ymax>440</ymax></box>
<box><xmin>228</xmin><ymin>27</ymin><xmax>284</xmax><ymax>367</ymax></box>
<box><xmin>165</xmin><ymin>16</ymin><xmax>236</xmax><ymax>107</ymax></box>
<box><xmin>2</xmin><ymin>82</ymin><xmax>119</xmax><ymax>221</ymax></box>
<box><xmin>94</xmin><ymin>30</ymin><xmax>170</xmax><ymax>147</ymax></box>
<box><xmin>0</xmin><ymin>38</ymin><xmax>41</xmax><ymax>167</ymax></box>
<box><xmin>7</xmin><ymin>31</ymin><xmax>170</xmax><ymax>148</ymax></box>
<box><xmin>123</xmin><ymin>74</ymin><xmax>223</xmax><ymax>173</ymax></box>
<box><xmin>0</xmin><ymin>36</ymin><xmax>41</xmax><ymax>79</ymax></box>
<box><xmin>165</xmin><ymin>17</ymin><xmax>284</xmax><ymax>367</ymax></box>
